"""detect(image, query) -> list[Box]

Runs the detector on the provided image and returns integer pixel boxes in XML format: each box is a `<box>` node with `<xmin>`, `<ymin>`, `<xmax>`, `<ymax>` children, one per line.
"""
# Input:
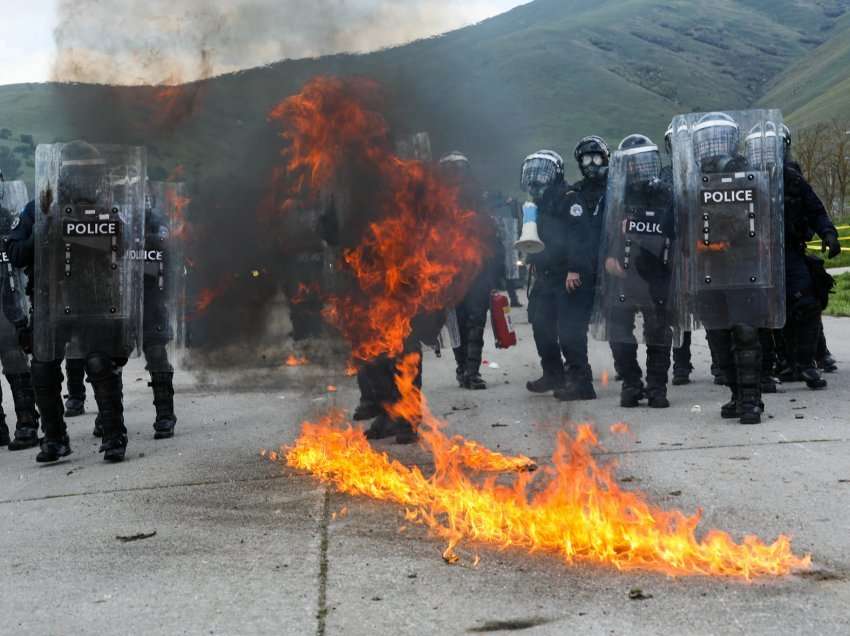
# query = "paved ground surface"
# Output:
<box><xmin>1</xmin><ymin>299</ymin><xmax>849</xmax><ymax>635</ymax></box>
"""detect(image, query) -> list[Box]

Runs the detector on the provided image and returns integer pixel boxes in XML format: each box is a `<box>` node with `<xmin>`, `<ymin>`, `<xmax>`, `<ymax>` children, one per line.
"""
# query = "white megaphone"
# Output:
<box><xmin>515</xmin><ymin>201</ymin><xmax>545</xmax><ymax>254</ymax></box>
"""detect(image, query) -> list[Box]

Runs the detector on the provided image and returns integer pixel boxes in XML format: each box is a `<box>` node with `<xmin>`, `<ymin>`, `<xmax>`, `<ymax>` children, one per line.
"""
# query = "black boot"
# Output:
<box><xmin>455</xmin><ymin>365</ymin><xmax>465</xmax><ymax>388</ymax></box>
<box><xmin>738</xmin><ymin>386</ymin><xmax>762</xmax><ymax>425</ymax></box>
<box><xmin>29</xmin><ymin>361</ymin><xmax>68</xmax><ymax>461</ymax></box>
<box><xmin>817</xmin><ymin>352</ymin><xmax>838</xmax><ymax>373</ymax></box>
<box><xmin>761</xmin><ymin>376</ymin><xmax>778</xmax><ymax>394</ymax></box>
<box><xmin>63</xmin><ymin>359</ymin><xmax>87</xmax><ymax>417</ymax></box>
<box><xmin>93</xmin><ymin>415</ymin><xmax>103</xmax><ymax>438</ymax></box>
<box><xmin>63</xmin><ymin>396</ymin><xmax>85</xmax><ymax>417</ymax></box>
<box><xmin>619</xmin><ymin>380</ymin><xmax>645</xmax><ymax>408</ymax></box>
<box><xmin>778</xmin><ymin>364</ymin><xmax>802</xmax><ymax>383</ymax></box>
<box><xmin>800</xmin><ymin>367</ymin><xmax>827</xmax><ymax>390</ymax></box>
<box><xmin>353</xmin><ymin>400</ymin><xmax>383</xmax><ymax>421</ymax></box>
<box><xmin>462</xmin><ymin>371</ymin><xmax>487</xmax><ymax>390</ymax></box>
<box><xmin>364</xmin><ymin>414</ymin><xmax>398</xmax><ymax>440</ymax></box>
<box><xmin>646</xmin><ymin>385</ymin><xmax>670</xmax><ymax>409</ymax></box>
<box><xmin>554</xmin><ymin>367</ymin><xmax>597</xmax><ymax>402</ymax></box>
<box><xmin>394</xmin><ymin>419</ymin><xmax>418</xmax><ymax>445</ymax></box>
<box><xmin>671</xmin><ymin>368</ymin><xmax>691</xmax><ymax>386</ymax></box>
<box><xmin>88</xmin><ymin>357</ymin><xmax>128</xmax><ymax>462</ymax></box>
<box><xmin>36</xmin><ymin>434</ymin><xmax>72</xmax><ymax>463</ymax></box>
<box><xmin>721</xmin><ymin>385</ymin><xmax>740</xmax><ymax>419</ymax></box>
<box><xmin>6</xmin><ymin>373</ymin><xmax>41</xmax><ymax>451</ymax></box>
<box><xmin>149</xmin><ymin>372</ymin><xmax>177</xmax><ymax>439</ymax></box>
<box><xmin>526</xmin><ymin>373</ymin><xmax>565</xmax><ymax>394</ymax></box>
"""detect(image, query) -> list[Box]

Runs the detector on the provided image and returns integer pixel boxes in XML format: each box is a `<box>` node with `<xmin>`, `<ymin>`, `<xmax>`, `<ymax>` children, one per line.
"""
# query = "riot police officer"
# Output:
<box><xmin>439</xmin><ymin>152</ymin><xmax>503</xmax><ymax>390</ymax></box>
<box><xmin>775</xmin><ymin>126</ymin><xmax>840</xmax><ymax>388</ymax></box>
<box><xmin>0</xmin><ymin>178</ymin><xmax>40</xmax><ymax>450</ymax></box>
<box><xmin>673</xmin><ymin>111</ymin><xmax>787</xmax><ymax>424</ymax></box>
<box><xmin>594</xmin><ymin>134</ymin><xmax>678</xmax><ymax>408</ymax></box>
<box><xmin>65</xmin><ymin>181</ymin><xmax>183</xmax><ymax>439</ymax></box>
<box><xmin>521</xmin><ymin>149</ymin><xmax>598</xmax><ymax>401</ymax></box>
<box><xmin>5</xmin><ymin>140</ymin><xmax>146</xmax><ymax>462</ymax></box>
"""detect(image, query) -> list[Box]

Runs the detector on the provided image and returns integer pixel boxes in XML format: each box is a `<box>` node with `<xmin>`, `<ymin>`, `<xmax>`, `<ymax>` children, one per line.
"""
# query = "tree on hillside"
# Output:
<box><xmin>0</xmin><ymin>147</ymin><xmax>22</xmax><ymax>180</ymax></box>
<box><xmin>795</xmin><ymin>120</ymin><xmax>850</xmax><ymax>218</ymax></box>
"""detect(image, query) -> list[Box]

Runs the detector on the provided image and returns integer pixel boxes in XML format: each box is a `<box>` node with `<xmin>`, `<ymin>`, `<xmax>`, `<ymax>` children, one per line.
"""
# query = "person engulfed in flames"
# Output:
<box><xmin>437</xmin><ymin>151</ymin><xmax>504</xmax><ymax>391</ymax></box>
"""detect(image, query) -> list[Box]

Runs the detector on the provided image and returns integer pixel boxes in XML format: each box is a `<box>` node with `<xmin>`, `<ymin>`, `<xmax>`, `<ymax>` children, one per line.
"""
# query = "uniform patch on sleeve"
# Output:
<box><xmin>10</xmin><ymin>217</ymin><xmax>20</xmax><ymax>230</ymax></box>
<box><xmin>570</xmin><ymin>204</ymin><xmax>584</xmax><ymax>217</ymax></box>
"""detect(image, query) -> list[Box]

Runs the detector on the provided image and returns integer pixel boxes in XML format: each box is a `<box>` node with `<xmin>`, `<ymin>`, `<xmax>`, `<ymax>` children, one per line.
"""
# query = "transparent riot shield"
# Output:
<box><xmin>146</xmin><ymin>181</ymin><xmax>189</xmax><ymax>365</ymax></box>
<box><xmin>33</xmin><ymin>142</ymin><xmax>146</xmax><ymax>361</ymax></box>
<box><xmin>0</xmin><ymin>181</ymin><xmax>31</xmax><ymax>354</ymax></box>
<box><xmin>671</xmin><ymin>110</ymin><xmax>785</xmax><ymax>330</ymax></box>
<box><xmin>592</xmin><ymin>144</ymin><xmax>684</xmax><ymax>348</ymax></box>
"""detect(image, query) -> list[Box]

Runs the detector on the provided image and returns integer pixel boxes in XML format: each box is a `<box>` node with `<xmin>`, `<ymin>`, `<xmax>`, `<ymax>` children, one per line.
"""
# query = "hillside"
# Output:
<box><xmin>1</xmin><ymin>0</ymin><xmax>849</xmax><ymax>190</ymax></box>
<box><xmin>758</xmin><ymin>12</ymin><xmax>850</xmax><ymax>124</ymax></box>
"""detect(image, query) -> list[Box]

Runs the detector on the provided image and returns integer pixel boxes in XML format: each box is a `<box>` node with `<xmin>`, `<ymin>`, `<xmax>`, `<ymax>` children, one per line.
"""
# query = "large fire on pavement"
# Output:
<box><xmin>265</xmin><ymin>76</ymin><xmax>811</xmax><ymax>580</ymax></box>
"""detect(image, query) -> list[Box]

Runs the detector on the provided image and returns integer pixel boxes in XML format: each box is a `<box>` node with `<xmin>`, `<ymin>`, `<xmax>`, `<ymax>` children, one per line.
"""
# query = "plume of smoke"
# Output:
<box><xmin>51</xmin><ymin>0</ymin><xmax>521</xmax><ymax>85</ymax></box>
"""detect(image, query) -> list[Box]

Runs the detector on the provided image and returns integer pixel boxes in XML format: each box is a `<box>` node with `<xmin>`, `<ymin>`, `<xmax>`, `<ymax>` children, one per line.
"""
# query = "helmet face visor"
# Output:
<box><xmin>624</xmin><ymin>147</ymin><xmax>661</xmax><ymax>182</ymax></box>
<box><xmin>693</xmin><ymin>121</ymin><xmax>739</xmax><ymax>163</ymax></box>
<box><xmin>521</xmin><ymin>157</ymin><xmax>559</xmax><ymax>193</ymax></box>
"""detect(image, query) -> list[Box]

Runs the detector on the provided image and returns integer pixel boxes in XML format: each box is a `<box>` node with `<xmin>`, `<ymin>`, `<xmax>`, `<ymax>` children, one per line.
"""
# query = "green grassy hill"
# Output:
<box><xmin>1</xmin><ymin>0</ymin><xmax>849</xmax><ymax>190</ymax></box>
<box><xmin>758</xmin><ymin>12</ymin><xmax>850</xmax><ymax>124</ymax></box>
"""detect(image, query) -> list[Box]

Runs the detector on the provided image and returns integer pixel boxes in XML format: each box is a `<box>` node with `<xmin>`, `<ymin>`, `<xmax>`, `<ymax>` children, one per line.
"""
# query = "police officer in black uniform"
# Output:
<box><xmin>0</xmin><ymin>176</ymin><xmax>40</xmax><ymax>449</ymax></box>
<box><xmin>438</xmin><ymin>152</ymin><xmax>503</xmax><ymax>391</ymax></box>
<box><xmin>598</xmin><ymin>134</ymin><xmax>676</xmax><ymax>408</ymax></box>
<box><xmin>5</xmin><ymin>141</ymin><xmax>144</xmax><ymax>462</ymax></box>
<box><xmin>521</xmin><ymin>149</ymin><xmax>598</xmax><ymax>401</ymax></box>
<box><xmin>59</xmin><ymin>183</ymin><xmax>181</xmax><ymax>439</ymax></box>
<box><xmin>777</xmin><ymin>125</ymin><xmax>840</xmax><ymax>389</ymax></box>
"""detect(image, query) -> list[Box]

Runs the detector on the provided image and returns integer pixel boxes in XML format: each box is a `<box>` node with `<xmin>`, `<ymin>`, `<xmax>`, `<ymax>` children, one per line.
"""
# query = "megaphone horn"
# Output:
<box><xmin>515</xmin><ymin>201</ymin><xmax>545</xmax><ymax>254</ymax></box>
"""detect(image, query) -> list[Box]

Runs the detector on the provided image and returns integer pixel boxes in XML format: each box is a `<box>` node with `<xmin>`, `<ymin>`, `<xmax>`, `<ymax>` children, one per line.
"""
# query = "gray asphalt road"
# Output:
<box><xmin>1</xmin><ymin>305</ymin><xmax>848</xmax><ymax>635</ymax></box>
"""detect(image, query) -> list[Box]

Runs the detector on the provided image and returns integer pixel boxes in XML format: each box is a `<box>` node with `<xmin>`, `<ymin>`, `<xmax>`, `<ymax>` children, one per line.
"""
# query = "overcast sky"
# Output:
<box><xmin>1</xmin><ymin>0</ymin><xmax>526</xmax><ymax>86</ymax></box>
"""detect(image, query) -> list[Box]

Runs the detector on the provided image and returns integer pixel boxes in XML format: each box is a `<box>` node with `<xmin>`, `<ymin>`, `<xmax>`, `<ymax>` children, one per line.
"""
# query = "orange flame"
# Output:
<box><xmin>268</xmin><ymin>76</ymin><xmax>809</xmax><ymax>580</ymax></box>
<box><xmin>280</xmin><ymin>401</ymin><xmax>809</xmax><ymax>579</ymax></box>
<box><xmin>165</xmin><ymin>186</ymin><xmax>191</xmax><ymax>241</ymax></box>
<box><xmin>285</xmin><ymin>355</ymin><xmax>309</xmax><ymax>367</ymax></box>
<box><xmin>610</xmin><ymin>422</ymin><xmax>630</xmax><ymax>435</ymax></box>
<box><xmin>601</xmin><ymin>370</ymin><xmax>610</xmax><ymax>386</ymax></box>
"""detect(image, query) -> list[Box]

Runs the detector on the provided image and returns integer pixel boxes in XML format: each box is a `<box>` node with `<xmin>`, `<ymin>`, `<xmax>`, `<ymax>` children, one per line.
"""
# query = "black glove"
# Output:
<box><xmin>14</xmin><ymin>319</ymin><xmax>32</xmax><ymax>355</ymax></box>
<box><xmin>822</xmin><ymin>231</ymin><xmax>841</xmax><ymax>259</ymax></box>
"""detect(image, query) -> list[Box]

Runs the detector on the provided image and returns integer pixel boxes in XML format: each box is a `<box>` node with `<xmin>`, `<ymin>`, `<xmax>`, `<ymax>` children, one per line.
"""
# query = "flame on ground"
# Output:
<box><xmin>280</xmin><ymin>396</ymin><xmax>809</xmax><ymax>579</ymax></box>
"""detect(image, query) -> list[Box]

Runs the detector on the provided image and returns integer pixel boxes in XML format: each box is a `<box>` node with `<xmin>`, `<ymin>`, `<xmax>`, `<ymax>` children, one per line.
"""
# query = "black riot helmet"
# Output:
<box><xmin>574</xmin><ymin>135</ymin><xmax>610</xmax><ymax>181</ymax></box>
<box><xmin>438</xmin><ymin>151</ymin><xmax>471</xmax><ymax>186</ymax></box>
<box><xmin>693</xmin><ymin>112</ymin><xmax>740</xmax><ymax>166</ymax></box>
<box><xmin>520</xmin><ymin>149</ymin><xmax>565</xmax><ymax>200</ymax></box>
<box><xmin>58</xmin><ymin>140</ymin><xmax>108</xmax><ymax>206</ymax></box>
<box><xmin>745</xmin><ymin>121</ymin><xmax>782</xmax><ymax>169</ymax></box>
<box><xmin>619</xmin><ymin>134</ymin><xmax>661</xmax><ymax>183</ymax></box>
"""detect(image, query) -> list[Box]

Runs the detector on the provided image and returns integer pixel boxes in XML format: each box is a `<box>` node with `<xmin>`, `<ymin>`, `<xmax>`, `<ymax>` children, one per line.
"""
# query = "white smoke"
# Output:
<box><xmin>52</xmin><ymin>0</ymin><xmax>525</xmax><ymax>85</ymax></box>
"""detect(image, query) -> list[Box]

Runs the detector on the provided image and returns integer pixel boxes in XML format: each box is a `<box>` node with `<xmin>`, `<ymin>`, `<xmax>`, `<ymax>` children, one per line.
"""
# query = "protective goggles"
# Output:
<box><xmin>580</xmin><ymin>153</ymin><xmax>605</xmax><ymax>167</ymax></box>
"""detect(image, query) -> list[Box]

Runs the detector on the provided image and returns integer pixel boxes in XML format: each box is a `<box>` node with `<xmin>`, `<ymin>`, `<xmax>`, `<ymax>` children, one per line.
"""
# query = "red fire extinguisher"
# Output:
<box><xmin>490</xmin><ymin>292</ymin><xmax>517</xmax><ymax>349</ymax></box>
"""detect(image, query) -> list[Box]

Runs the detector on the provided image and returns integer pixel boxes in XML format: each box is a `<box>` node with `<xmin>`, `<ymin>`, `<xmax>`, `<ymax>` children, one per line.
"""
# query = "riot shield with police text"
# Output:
<box><xmin>144</xmin><ymin>181</ymin><xmax>189</xmax><ymax>364</ymax></box>
<box><xmin>0</xmin><ymin>181</ymin><xmax>31</xmax><ymax>352</ymax></box>
<box><xmin>671</xmin><ymin>110</ymin><xmax>785</xmax><ymax>330</ymax></box>
<box><xmin>33</xmin><ymin>142</ymin><xmax>146</xmax><ymax>361</ymax></box>
<box><xmin>592</xmin><ymin>145</ymin><xmax>684</xmax><ymax>347</ymax></box>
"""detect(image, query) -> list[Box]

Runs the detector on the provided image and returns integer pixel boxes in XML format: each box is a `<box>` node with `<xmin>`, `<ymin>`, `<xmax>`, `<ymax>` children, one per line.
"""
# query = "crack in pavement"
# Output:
<box><xmin>1</xmin><ymin>436</ymin><xmax>846</xmax><ymax>507</ymax></box>
<box><xmin>316</xmin><ymin>488</ymin><xmax>331</xmax><ymax>636</ymax></box>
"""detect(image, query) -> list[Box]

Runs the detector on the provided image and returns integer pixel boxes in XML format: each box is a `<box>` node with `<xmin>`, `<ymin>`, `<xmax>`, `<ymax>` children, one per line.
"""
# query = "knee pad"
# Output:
<box><xmin>731</xmin><ymin>324</ymin><xmax>759</xmax><ymax>347</ymax></box>
<box><xmin>85</xmin><ymin>353</ymin><xmax>118</xmax><ymax>382</ymax></box>
<box><xmin>143</xmin><ymin>343</ymin><xmax>173</xmax><ymax>373</ymax></box>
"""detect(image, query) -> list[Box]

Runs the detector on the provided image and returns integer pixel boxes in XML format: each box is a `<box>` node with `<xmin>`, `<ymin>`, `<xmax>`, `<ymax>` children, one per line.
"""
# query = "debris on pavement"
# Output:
<box><xmin>116</xmin><ymin>531</ymin><xmax>157</xmax><ymax>543</ymax></box>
